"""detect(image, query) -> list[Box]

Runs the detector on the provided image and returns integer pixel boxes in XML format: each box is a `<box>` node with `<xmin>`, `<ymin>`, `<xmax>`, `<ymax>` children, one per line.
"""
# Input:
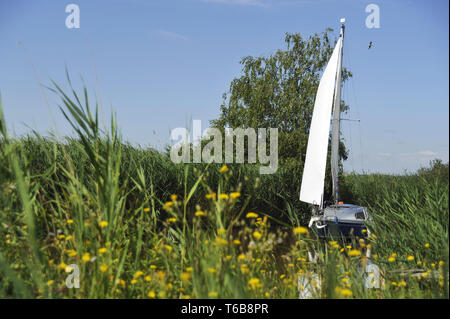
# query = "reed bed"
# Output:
<box><xmin>0</xmin><ymin>84</ymin><xmax>447</xmax><ymax>298</ymax></box>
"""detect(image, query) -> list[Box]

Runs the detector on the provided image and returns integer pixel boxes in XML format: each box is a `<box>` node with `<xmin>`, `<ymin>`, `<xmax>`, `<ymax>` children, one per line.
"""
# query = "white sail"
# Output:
<box><xmin>300</xmin><ymin>37</ymin><xmax>342</xmax><ymax>206</ymax></box>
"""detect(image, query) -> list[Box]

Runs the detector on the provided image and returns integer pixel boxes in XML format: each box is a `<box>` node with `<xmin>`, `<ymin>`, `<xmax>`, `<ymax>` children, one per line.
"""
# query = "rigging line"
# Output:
<box><xmin>358</xmin><ymin>116</ymin><xmax>365</xmax><ymax>173</ymax></box>
<box><xmin>343</xmin><ymin>38</ymin><xmax>365</xmax><ymax>173</ymax></box>
<box><xmin>343</xmin><ymin>81</ymin><xmax>354</xmax><ymax>173</ymax></box>
<box><xmin>345</xmin><ymin>78</ymin><xmax>355</xmax><ymax>173</ymax></box>
<box><xmin>349</xmin><ymin>113</ymin><xmax>354</xmax><ymax>173</ymax></box>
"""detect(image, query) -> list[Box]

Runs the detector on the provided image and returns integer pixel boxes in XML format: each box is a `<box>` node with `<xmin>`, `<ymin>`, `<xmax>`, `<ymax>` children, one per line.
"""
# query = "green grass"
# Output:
<box><xmin>0</xmin><ymin>85</ymin><xmax>448</xmax><ymax>299</ymax></box>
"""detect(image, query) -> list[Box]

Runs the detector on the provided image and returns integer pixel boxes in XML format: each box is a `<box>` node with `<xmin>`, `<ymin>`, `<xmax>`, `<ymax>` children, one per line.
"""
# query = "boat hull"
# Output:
<box><xmin>311</xmin><ymin>220</ymin><xmax>367</xmax><ymax>239</ymax></box>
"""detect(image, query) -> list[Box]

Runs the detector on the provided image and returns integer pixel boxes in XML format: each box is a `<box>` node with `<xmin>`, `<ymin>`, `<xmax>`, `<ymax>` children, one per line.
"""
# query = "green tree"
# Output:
<box><xmin>211</xmin><ymin>29</ymin><xmax>351</xmax><ymax>201</ymax></box>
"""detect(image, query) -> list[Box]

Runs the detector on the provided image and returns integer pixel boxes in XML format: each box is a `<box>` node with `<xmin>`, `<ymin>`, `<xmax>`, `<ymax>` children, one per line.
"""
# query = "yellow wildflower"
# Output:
<box><xmin>167</xmin><ymin>217</ymin><xmax>177</xmax><ymax>223</ymax></box>
<box><xmin>170</xmin><ymin>194</ymin><xmax>178</xmax><ymax>201</ymax></box>
<box><xmin>230</xmin><ymin>192</ymin><xmax>241</xmax><ymax>199</ymax></box>
<box><xmin>67</xmin><ymin>219</ymin><xmax>74</xmax><ymax>224</ymax></box>
<box><xmin>99</xmin><ymin>247</ymin><xmax>107</xmax><ymax>254</ymax></box>
<box><xmin>207</xmin><ymin>268</ymin><xmax>217</xmax><ymax>274</ymax></box>
<box><xmin>65</xmin><ymin>249</ymin><xmax>77</xmax><ymax>257</ymax></box>
<box><xmin>181</xmin><ymin>272</ymin><xmax>191</xmax><ymax>281</ymax></box>
<box><xmin>246</xmin><ymin>212</ymin><xmax>258</xmax><ymax>218</ymax></box>
<box><xmin>157</xmin><ymin>271</ymin><xmax>165</xmax><ymax>279</ymax></box>
<box><xmin>205</xmin><ymin>192</ymin><xmax>216</xmax><ymax>200</ymax></box>
<box><xmin>240</xmin><ymin>264</ymin><xmax>249</xmax><ymax>273</ymax></box>
<box><xmin>253</xmin><ymin>231</ymin><xmax>262</xmax><ymax>239</ymax></box>
<box><xmin>219</xmin><ymin>194</ymin><xmax>229</xmax><ymax>200</ymax></box>
<box><xmin>148</xmin><ymin>291</ymin><xmax>156</xmax><ymax>298</ymax></box>
<box><xmin>99</xmin><ymin>264</ymin><xmax>108</xmax><ymax>272</ymax></box>
<box><xmin>293</xmin><ymin>226</ymin><xmax>308</xmax><ymax>235</ymax></box>
<box><xmin>348</xmin><ymin>249</ymin><xmax>361</xmax><ymax>257</ymax></box>
<box><xmin>233</xmin><ymin>239</ymin><xmax>241</xmax><ymax>245</ymax></box>
<box><xmin>407</xmin><ymin>255</ymin><xmax>414</xmax><ymax>261</ymax></box>
<box><xmin>219</xmin><ymin>165</ymin><xmax>228</xmax><ymax>173</ymax></box>
<box><xmin>82</xmin><ymin>253</ymin><xmax>91</xmax><ymax>262</ymax></box>
<box><xmin>143</xmin><ymin>208</ymin><xmax>150</xmax><ymax>213</ymax></box>
<box><xmin>340</xmin><ymin>289</ymin><xmax>353</xmax><ymax>297</ymax></box>
<box><xmin>195</xmin><ymin>210</ymin><xmax>206</xmax><ymax>216</ymax></box>
<box><xmin>134</xmin><ymin>271</ymin><xmax>144</xmax><ymax>279</ymax></box>
<box><xmin>208</xmin><ymin>291</ymin><xmax>218</xmax><ymax>297</ymax></box>
<box><xmin>65</xmin><ymin>265</ymin><xmax>74</xmax><ymax>273</ymax></box>
<box><xmin>144</xmin><ymin>276</ymin><xmax>151</xmax><ymax>282</ymax></box>
<box><xmin>99</xmin><ymin>221</ymin><xmax>108</xmax><ymax>228</ymax></box>
<box><xmin>186</xmin><ymin>267</ymin><xmax>193</xmax><ymax>272</ymax></box>
<box><xmin>47</xmin><ymin>280</ymin><xmax>54</xmax><ymax>286</ymax></box>
<box><xmin>216</xmin><ymin>237</ymin><xmax>228</xmax><ymax>245</ymax></box>
<box><xmin>249</xmin><ymin>278</ymin><xmax>261</xmax><ymax>289</ymax></box>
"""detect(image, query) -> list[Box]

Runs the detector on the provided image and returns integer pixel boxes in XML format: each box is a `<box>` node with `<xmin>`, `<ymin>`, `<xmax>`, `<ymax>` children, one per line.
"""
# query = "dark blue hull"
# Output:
<box><xmin>312</xmin><ymin>221</ymin><xmax>367</xmax><ymax>239</ymax></box>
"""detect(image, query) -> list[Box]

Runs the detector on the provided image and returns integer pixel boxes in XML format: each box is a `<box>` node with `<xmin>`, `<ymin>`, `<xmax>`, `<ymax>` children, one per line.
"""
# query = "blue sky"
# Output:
<box><xmin>0</xmin><ymin>0</ymin><xmax>448</xmax><ymax>173</ymax></box>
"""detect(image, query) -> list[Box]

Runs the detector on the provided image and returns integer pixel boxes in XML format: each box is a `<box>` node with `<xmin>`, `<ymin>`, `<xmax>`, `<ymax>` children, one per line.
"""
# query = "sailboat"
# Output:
<box><xmin>300</xmin><ymin>18</ymin><xmax>369</xmax><ymax>239</ymax></box>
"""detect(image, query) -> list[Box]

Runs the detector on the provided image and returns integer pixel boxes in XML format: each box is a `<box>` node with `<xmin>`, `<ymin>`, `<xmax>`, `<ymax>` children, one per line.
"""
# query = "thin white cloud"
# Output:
<box><xmin>277</xmin><ymin>0</ymin><xmax>325</xmax><ymax>5</ymax></box>
<box><xmin>201</xmin><ymin>0</ymin><xmax>270</xmax><ymax>7</ymax></box>
<box><xmin>377</xmin><ymin>152</ymin><xmax>391</xmax><ymax>158</ymax></box>
<box><xmin>417</xmin><ymin>150</ymin><xmax>437</xmax><ymax>157</ymax></box>
<box><xmin>154</xmin><ymin>30</ymin><xmax>189</xmax><ymax>41</ymax></box>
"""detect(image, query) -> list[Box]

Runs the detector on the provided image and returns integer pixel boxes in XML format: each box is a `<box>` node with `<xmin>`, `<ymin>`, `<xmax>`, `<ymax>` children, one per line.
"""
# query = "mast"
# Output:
<box><xmin>331</xmin><ymin>19</ymin><xmax>345</xmax><ymax>204</ymax></box>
